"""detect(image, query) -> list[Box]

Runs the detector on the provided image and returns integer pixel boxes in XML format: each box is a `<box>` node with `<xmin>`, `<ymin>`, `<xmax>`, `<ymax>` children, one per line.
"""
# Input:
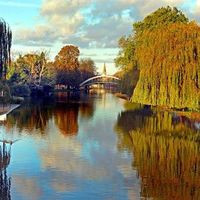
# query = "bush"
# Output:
<box><xmin>0</xmin><ymin>81</ymin><xmax>11</xmax><ymax>103</ymax></box>
<box><xmin>10</xmin><ymin>84</ymin><xmax>31</xmax><ymax>97</ymax></box>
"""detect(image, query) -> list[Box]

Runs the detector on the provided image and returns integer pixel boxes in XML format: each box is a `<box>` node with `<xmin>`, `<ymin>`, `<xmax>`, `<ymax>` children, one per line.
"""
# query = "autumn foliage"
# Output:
<box><xmin>116</xmin><ymin>6</ymin><xmax>200</xmax><ymax>110</ymax></box>
<box><xmin>54</xmin><ymin>45</ymin><xmax>96</xmax><ymax>88</ymax></box>
<box><xmin>132</xmin><ymin>22</ymin><xmax>200</xmax><ymax>110</ymax></box>
<box><xmin>0</xmin><ymin>19</ymin><xmax>12</xmax><ymax>80</ymax></box>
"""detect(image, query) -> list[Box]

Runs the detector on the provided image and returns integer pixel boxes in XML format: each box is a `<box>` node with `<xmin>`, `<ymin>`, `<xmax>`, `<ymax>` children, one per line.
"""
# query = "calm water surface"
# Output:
<box><xmin>0</xmin><ymin>91</ymin><xmax>200</xmax><ymax>200</ymax></box>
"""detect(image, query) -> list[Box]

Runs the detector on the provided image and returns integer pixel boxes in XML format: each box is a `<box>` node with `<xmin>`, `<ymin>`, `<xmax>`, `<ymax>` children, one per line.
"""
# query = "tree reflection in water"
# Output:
<box><xmin>115</xmin><ymin>107</ymin><xmax>200</xmax><ymax>200</ymax></box>
<box><xmin>54</xmin><ymin>103</ymin><xmax>79</xmax><ymax>136</ymax></box>
<box><xmin>54</xmin><ymin>92</ymin><xmax>95</xmax><ymax>136</ymax></box>
<box><xmin>0</xmin><ymin>141</ymin><xmax>11</xmax><ymax>200</ymax></box>
<box><xmin>5</xmin><ymin>99</ymin><xmax>54</xmax><ymax>134</ymax></box>
<box><xmin>5</xmin><ymin>93</ymin><xmax>95</xmax><ymax>136</ymax></box>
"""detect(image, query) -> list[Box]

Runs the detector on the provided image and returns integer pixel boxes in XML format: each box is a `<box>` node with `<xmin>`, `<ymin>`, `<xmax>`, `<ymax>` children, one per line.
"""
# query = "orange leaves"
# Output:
<box><xmin>54</xmin><ymin>45</ymin><xmax>80</xmax><ymax>71</ymax></box>
<box><xmin>132</xmin><ymin>23</ymin><xmax>200</xmax><ymax>110</ymax></box>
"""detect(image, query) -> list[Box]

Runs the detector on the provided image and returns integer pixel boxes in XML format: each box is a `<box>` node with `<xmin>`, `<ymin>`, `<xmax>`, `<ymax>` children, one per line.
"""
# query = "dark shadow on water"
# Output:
<box><xmin>0</xmin><ymin>142</ymin><xmax>12</xmax><ymax>200</ymax></box>
<box><xmin>115</xmin><ymin>106</ymin><xmax>200</xmax><ymax>199</ymax></box>
<box><xmin>5</xmin><ymin>92</ymin><xmax>96</xmax><ymax>136</ymax></box>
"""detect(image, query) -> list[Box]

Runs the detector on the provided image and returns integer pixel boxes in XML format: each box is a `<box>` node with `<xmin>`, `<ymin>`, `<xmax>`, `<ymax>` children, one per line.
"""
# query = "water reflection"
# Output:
<box><xmin>5</xmin><ymin>99</ymin><xmax>54</xmax><ymax>134</ymax></box>
<box><xmin>0</xmin><ymin>141</ymin><xmax>12</xmax><ymax>200</ymax></box>
<box><xmin>1</xmin><ymin>92</ymin><xmax>200</xmax><ymax>199</ymax></box>
<box><xmin>115</xmin><ymin>105</ymin><xmax>200</xmax><ymax>199</ymax></box>
<box><xmin>3</xmin><ymin>93</ymin><xmax>141</xmax><ymax>200</ymax></box>
<box><xmin>54</xmin><ymin>103</ymin><xmax>79</xmax><ymax>136</ymax></box>
<box><xmin>5</xmin><ymin>93</ymin><xmax>95</xmax><ymax>136</ymax></box>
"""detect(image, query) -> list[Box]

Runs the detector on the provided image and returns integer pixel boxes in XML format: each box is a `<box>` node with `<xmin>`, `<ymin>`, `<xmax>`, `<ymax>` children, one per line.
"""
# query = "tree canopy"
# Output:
<box><xmin>54</xmin><ymin>45</ymin><xmax>80</xmax><ymax>71</ymax></box>
<box><xmin>115</xmin><ymin>36</ymin><xmax>136</xmax><ymax>70</ymax></box>
<box><xmin>116</xmin><ymin>7</ymin><xmax>189</xmax><ymax>71</ymax></box>
<box><xmin>115</xmin><ymin>6</ymin><xmax>200</xmax><ymax>110</ymax></box>
<box><xmin>133</xmin><ymin>6</ymin><xmax>189</xmax><ymax>33</ymax></box>
<box><xmin>11</xmin><ymin>52</ymin><xmax>51</xmax><ymax>85</ymax></box>
<box><xmin>132</xmin><ymin>22</ymin><xmax>200</xmax><ymax>109</ymax></box>
<box><xmin>0</xmin><ymin>19</ymin><xmax>12</xmax><ymax>80</ymax></box>
<box><xmin>54</xmin><ymin>45</ymin><xmax>96</xmax><ymax>88</ymax></box>
<box><xmin>79</xmin><ymin>58</ymin><xmax>97</xmax><ymax>81</ymax></box>
<box><xmin>54</xmin><ymin>45</ymin><xmax>80</xmax><ymax>87</ymax></box>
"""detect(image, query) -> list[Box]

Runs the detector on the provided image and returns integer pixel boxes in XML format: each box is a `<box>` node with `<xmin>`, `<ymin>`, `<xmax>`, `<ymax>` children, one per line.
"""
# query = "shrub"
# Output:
<box><xmin>10</xmin><ymin>84</ymin><xmax>31</xmax><ymax>97</ymax></box>
<box><xmin>0</xmin><ymin>81</ymin><xmax>11</xmax><ymax>103</ymax></box>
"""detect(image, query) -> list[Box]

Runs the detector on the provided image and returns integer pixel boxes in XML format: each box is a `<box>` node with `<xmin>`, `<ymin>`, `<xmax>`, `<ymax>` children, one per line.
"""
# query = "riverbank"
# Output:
<box><xmin>115</xmin><ymin>93</ymin><xmax>130</xmax><ymax>100</ymax></box>
<box><xmin>116</xmin><ymin>93</ymin><xmax>200</xmax><ymax>122</ymax></box>
<box><xmin>151</xmin><ymin>105</ymin><xmax>200</xmax><ymax>120</ymax></box>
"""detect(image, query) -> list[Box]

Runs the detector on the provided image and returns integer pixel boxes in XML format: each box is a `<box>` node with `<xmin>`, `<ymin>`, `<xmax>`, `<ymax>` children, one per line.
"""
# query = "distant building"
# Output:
<box><xmin>102</xmin><ymin>63</ymin><xmax>107</xmax><ymax>75</ymax></box>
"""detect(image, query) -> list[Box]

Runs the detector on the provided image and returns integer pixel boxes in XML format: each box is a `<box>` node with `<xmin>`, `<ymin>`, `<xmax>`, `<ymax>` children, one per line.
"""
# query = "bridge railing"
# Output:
<box><xmin>79</xmin><ymin>75</ymin><xmax>120</xmax><ymax>87</ymax></box>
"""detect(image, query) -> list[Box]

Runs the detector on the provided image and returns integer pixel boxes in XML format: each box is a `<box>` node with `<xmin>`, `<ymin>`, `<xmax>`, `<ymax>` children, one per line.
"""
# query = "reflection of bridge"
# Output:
<box><xmin>79</xmin><ymin>63</ymin><xmax>120</xmax><ymax>89</ymax></box>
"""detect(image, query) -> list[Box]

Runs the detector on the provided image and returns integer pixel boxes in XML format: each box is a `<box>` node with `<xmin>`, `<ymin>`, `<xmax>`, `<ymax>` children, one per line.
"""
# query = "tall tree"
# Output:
<box><xmin>133</xmin><ymin>6</ymin><xmax>188</xmax><ymax>33</ymax></box>
<box><xmin>79</xmin><ymin>58</ymin><xmax>96</xmax><ymax>82</ymax></box>
<box><xmin>115</xmin><ymin>6</ymin><xmax>200</xmax><ymax>109</ymax></box>
<box><xmin>115</xmin><ymin>36</ymin><xmax>139</xmax><ymax>96</ymax></box>
<box><xmin>0</xmin><ymin>19</ymin><xmax>12</xmax><ymax>80</ymax></box>
<box><xmin>115</xmin><ymin>36</ymin><xmax>136</xmax><ymax>70</ymax></box>
<box><xmin>132</xmin><ymin>22</ymin><xmax>200</xmax><ymax>110</ymax></box>
<box><xmin>54</xmin><ymin>45</ymin><xmax>80</xmax><ymax>87</ymax></box>
<box><xmin>115</xmin><ymin>6</ymin><xmax>189</xmax><ymax>70</ymax></box>
<box><xmin>54</xmin><ymin>45</ymin><xmax>79</xmax><ymax>71</ymax></box>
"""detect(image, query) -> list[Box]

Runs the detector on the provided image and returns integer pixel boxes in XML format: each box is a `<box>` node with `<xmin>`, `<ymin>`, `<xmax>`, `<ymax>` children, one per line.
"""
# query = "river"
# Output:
<box><xmin>0</xmin><ymin>91</ymin><xmax>199</xmax><ymax>200</ymax></box>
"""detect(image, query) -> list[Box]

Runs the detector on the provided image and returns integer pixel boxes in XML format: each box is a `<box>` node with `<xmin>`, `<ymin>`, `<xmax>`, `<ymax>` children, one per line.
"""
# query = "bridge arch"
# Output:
<box><xmin>79</xmin><ymin>75</ymin><xmax>120</xmax><ymax>87</ymax></box>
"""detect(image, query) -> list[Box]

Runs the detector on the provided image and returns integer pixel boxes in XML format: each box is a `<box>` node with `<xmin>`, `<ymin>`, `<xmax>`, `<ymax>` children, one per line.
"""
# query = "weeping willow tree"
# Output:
<box><xmin>0</xmin><ymin>19</ymin><xmax>12</xmax><ymax>80</ymax></box>
<box><xmin>132</xmin><ymin>22</ymin><xmax>200</xmax><ymax>110</ymax></box>
<box><xmin>115</xmin><ymin>6</ymin><xmax>200</xmax><ymax>110</ymax></box>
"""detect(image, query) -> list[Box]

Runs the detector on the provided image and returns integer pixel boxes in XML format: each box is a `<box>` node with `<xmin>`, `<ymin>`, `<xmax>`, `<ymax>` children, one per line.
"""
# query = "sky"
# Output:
<box><xmin>0</xmin><ymin>0</ymin><xmax>199</xmax><ymax>74</ymax></box>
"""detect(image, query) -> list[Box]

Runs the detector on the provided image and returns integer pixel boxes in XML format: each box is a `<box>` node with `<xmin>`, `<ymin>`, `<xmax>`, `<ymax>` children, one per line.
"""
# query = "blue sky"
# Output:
<box><xmin>0</xmin><ymin>0</ymin><xmax>199</xmax><ymax>74</ymax></box>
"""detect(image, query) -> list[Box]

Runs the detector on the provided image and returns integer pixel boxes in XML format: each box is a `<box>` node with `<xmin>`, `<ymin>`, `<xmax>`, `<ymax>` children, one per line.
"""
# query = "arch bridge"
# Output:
<box><xmin>80</xmin><ymin>75</ymin><xmax>120</xmax><ymax>88</ymax></box>
<box><xmin>79</xmin><ymin>63</ymin><xmax>120</xmax><ymax>89</ymax></box>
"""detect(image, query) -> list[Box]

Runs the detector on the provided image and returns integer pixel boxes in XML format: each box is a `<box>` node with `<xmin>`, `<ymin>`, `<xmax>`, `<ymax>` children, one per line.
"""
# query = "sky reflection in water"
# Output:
<box><xmin>0</xmin><ymin>92</ymin><xmax>199</xmax><ymax>200</ymax></box>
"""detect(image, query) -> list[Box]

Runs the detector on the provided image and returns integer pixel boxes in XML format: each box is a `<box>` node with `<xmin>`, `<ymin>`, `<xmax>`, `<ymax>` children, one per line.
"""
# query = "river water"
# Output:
<box><xmin>0</xmin><ymin>91</ymin><xmax>199</xmax><ymax>200</ymax></box>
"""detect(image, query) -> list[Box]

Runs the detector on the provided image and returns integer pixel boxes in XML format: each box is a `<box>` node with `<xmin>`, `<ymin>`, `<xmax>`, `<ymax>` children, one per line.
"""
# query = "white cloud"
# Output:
<box><xmin>12</xmin><ymin>0</ymin><xmax>194</xmax><ymax>70</ymax></box>
<box><xmin>41</xmin><ymin>0</ymin><xmax>91</xmax><ymax>16</ymax></box>
<box><xmin>191</xmin><ymin>0</ymin><xmax>200</xmax><ymax>20</ymax></box>
<box><xmin>14</xmin><ymin>0</ymin><xmax>190</xmax><ymax>48</ymax></box>
<box><xmin>65</xmin><ymin>14</ymin><xmax>133</xmax><ymax>48</ymax></box>
<box><xmin>14</xmin><ymin>0</ymin><xmax>90</xmax><ymax>47</ymax></box>
<box><xmin>15</xmin><ymin>25</ymin><xmax>56</xmax><ymax>46</ymax></box>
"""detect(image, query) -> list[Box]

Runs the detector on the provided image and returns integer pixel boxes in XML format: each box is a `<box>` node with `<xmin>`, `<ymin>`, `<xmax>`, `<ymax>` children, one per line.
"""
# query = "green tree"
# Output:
<box><xmin>132</xmin><ymin>22</ymin><xmax>200</xmax><ymax>110</ymax></box>
<box><xmin>115</xmin><ymin>36</ymin><xmax>136</xmax><ymax>70</ymax></box>
<box><xmin>133</xmin><ymin>6</ymin><xmax>188</xmax><ymax>33</ymax></box>
<box><xmin>11</xmin><ymin>52</ymin><xmax>50</xmax><ymax>85</ymax></box>
<box><xmin>79</xmin><ymin>58</ymin><xmax>97</xmax><ymax>82</ymax></box>
<box><xmin>0</xmin><ymin>19</ymin><xmax>12</xmax><ymax>80</ymax></box>
<box><xmin>115</xmin><ymin>36</ymin><xmax>139</xmax><ymax>96</ymax></box>
<box><xmin>115</xmin><ymin>68</ymin><xmax>139</xmax><ymax>96</ymax></box>
<box><xmin>54</xmin><ymin>45</ymin><xmax>80</xmax><ymax>88</ymax></box>
<box><xmin>115</xmin><ymin>6</ymin><xmax>200</xmax><ymax>109</ymax></box>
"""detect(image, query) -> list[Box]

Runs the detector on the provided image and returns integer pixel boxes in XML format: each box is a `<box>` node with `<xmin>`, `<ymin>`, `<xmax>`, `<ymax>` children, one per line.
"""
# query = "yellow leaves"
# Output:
<box><xmin>132</xmin><ymin>22</ymin><xmax>200</xmax><ymax>110</ymax></box>
<box><xmin>54</xmin><ymin>45</ymin><xmax>80</xmax><ymax>71</ymax></box>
